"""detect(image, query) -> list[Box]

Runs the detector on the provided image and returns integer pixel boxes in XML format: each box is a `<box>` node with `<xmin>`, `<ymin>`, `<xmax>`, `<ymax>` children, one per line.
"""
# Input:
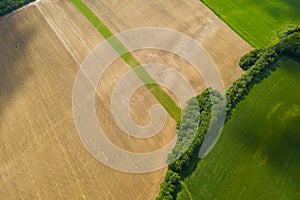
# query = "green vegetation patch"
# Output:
<box><xmin>0</xmin><ymin>0</ymin><xmax>35</xmax><ymax>16</ymax></box>
<box><xmin>178</xmin><ymin>58</ymin><xmax>300</xmax><ymax>200</ymax></box>
<box><xmin>201</xmin><ymin>0</ymin><xmax>300</xmax><ymax>47</ymax></box>
<box><xmin>71</xmin><ymin>0</ymin><xmax>181</xmax><ymax>122</ymax></box>
<box><xmin>158</xmin><ymin>27</ymin><xmax>300</xmax><ymax>199</ymax></box>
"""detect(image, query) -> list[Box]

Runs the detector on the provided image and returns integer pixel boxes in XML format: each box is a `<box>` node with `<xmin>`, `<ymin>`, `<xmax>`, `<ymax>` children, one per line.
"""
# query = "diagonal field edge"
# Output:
<box><xmin>71</xmin><ymin>0</ymin><xmax>181</xmax><ymax>122</ymax></box>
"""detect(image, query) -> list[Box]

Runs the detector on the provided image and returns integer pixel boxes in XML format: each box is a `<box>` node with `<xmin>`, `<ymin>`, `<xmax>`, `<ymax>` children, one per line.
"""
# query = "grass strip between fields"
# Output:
<box><xmin>71</xmin><ymin>0</ymin><xmax>181</xmax><ymax>122</ymax></box>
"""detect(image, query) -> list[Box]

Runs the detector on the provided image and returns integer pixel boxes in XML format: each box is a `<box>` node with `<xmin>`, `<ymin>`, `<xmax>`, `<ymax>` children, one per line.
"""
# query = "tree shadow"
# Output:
<box><xmin>276</xmin><ymin>0</ymin><xmax>300</xmax><ymax>10</ymax></box>
<box><xmin>230</xmin><ymin>63</ymin><xmax>300</xmax><ymax>195</ymax></box>
<box><xmin>263</xmin><ymin>0</ymin><xmax>300</xmax><ymax>20</ymax></box>
<box><xmin>0</xmin><ymin>13</ymin><xmax>34</xmax><ymax>133</ymax></box>
<box><xmin>266</xmin><ymin>115</ymin><xmax>300</xmax><ymax>189</ymax></box>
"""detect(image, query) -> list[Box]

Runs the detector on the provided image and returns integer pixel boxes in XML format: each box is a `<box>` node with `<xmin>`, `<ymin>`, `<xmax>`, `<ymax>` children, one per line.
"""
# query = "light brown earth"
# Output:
<box><xmin>0</xmin><ymin>0</ymin><xmax>252</xmax><ymax>199</ymax></box>
<box><xmin>84</xmin><ymin>0</ymin><xmax>252</xmax><ymax>88</ymax></box>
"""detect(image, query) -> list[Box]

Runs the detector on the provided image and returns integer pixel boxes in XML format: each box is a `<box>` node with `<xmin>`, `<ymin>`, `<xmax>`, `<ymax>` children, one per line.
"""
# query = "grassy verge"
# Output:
<box><xmin>70</xmin><ymin>0</ymin><xmax>181</xmax><ymax>122</ymax></box>
<box><xmin>201</xmin><ymin>0</ymin><xmax>300</xmax><ymax>47</ymax></box>
<box><xmin>178</xmin><ymin>58</ymin><xmax>300</xmax><ymax>199</ymax></box>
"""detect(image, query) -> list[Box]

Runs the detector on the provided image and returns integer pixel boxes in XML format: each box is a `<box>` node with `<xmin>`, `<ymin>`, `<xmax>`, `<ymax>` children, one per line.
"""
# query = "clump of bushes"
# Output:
<box><xmin>156</xmin><ymin>170</ymin><xmax>180</xmax><ymax>200</ymax></box>
<box><xmin>279</xmin><ymin>25</ymin><xmax>300</xmax><ymax>39</ymax></box>
<box><xmin>239</xmin><ymin>48</ymin><xmax>265</xmax><ymax>70</ymax></box>
<box><xmin>275</xmin><ymin>31</ymin><xmax>300</xmax><ymax>62</ymax></box>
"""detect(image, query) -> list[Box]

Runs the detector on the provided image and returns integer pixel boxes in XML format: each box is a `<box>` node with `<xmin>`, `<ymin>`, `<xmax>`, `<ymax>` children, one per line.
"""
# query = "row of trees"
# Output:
<box><xmin>239</xmin><ymin>25</ymin><xmax>300</xmax><ymax>71</ymax></box>
<box><xmin>226</xmin><ymin>48</ymin><xmax>279</xmax><ymax>118</ymax></box>
<box><xmin>276</xmin><ymin>30</ymin><xmax>300</xmax><ymax>61</ymax></box>
<box><xmin>226</xmin><ymin>25</ymin><xmax>300</xmax><ymax>119</ymax></box>
<box><xmin>0</xmin><ymin>0</ymin><xmax>35</xmax><ymax>16</ymax></box>
<box><xmin>239</xmin><ymin>48</ymin><xmax>265</xmax><ymax>70</ymax></box>
<box><xmin>157</xmin><ymin>89</ymin><xmax>224</xmax><ymax>200</ymax></box>
<box><xmin>168</xmin><ymin>89</ymin><xmax>224</xmax><ymax>173</ymax></box>
<box><xmin>157</xmin><ymin>25</ymin><xmax>300</xmax><ymax>200</ymax></box>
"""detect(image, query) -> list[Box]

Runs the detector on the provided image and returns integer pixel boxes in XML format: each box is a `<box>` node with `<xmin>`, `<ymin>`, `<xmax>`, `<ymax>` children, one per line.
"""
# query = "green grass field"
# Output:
<box><xmin>201</xmin><ymin>0</ymin><xmax>300</xmax><ymax>47</ymax></box>
<box><xmin>71</xmin><ymin>0</ymin><xmax>181</xmax><ymax>122</ymax></box>
<box><xmin>178</xmin><ymin>58</ymin><xmax>300</xmax><ymax>199</ymax></box>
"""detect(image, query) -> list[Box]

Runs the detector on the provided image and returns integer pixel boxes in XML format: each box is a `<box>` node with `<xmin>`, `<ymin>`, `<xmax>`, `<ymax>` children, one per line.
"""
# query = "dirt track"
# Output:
<box><xmin>0</xmin><ymin>0</ymin><xmax>252</xmax><ymax>199</ymax></box>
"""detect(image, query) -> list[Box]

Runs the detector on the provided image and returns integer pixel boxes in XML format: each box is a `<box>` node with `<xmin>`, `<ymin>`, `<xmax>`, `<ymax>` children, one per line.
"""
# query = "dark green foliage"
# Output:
<box><xmin>275</xmin><ymin>32</ymin><xmax>300</xmax><ymax>62</ymax></box>
<box><xmin>157</xmin><ymin>26</ymin><xmax>300</xmax><ymax>199</ymax></box>
<box><xmin>226</xmin><ymin>48</ymin><xmax>279</xmax><ymax>119</ymax></box>
<box><xmin>167</xmin><ymin>97</ymin><xmax>201</xmax><ymax>169</ymax></box>
<box><xmin>156</xmin><ymin>170</ymin><xmax>180</xmax><ymax>200</ymax></box>
<box><xmin>0</xmin><ymin>0</ymin><xmax>35</xmax><ymax>16</ymax></box>
<box><xmin>157</xmin><ymin>89</ymin><xmax>224</xmax><ymax>199</ymax></box>
<box><xmin>178</xmin><ymin>58</ymin><xmax>300</xmax><ymax>200</ymax></box>
<box><xmin>279</xmin><ymin>25</ymin><xmax>300</xmax><ymax>40</ymax></box>
<box><xmin>228</xmin><ymin>28</ymin><xmax>300</xmax><ymax>119</ymax></box>
<box><xmin>239</xmin><ymin>48</ymin><xmax>265</xmax><ymax>70</ymax></box>
<box><xmin>169</xmin><ymin>89</ymin><xmax>225</xmax><ymax>173</ymax></box>
<box><xmin>169</xmin><ymin>92</ymin><xmax>208</xmax><ymax>173</ymax></box>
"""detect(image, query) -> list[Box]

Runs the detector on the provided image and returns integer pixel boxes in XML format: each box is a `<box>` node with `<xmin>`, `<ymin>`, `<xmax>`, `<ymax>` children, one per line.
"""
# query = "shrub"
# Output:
<box><xmin>279</xmin><ymin>25</ymin><xmax>300</xmax><ymax>39</ymax></box>
<box><xmin>156</xmin><ymin>170</ymin><xmax>180</xmax><ymax>200</ymax></box>
<box><xmin>239</xmin><ymin>48</ymin><xmax>265</xmax><ymax>70</ymax></box>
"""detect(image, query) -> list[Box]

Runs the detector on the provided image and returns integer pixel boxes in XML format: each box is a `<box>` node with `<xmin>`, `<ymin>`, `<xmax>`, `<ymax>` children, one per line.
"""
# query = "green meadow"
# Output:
<box><xmin>178</xmin><ymin>58</ymin><xmax>300</xmax><ymax>199</ymax></box>
<box><xmin>201</xmin><ymin>0</ymin><xmax>300</xmax><ymax>47</ymax></box>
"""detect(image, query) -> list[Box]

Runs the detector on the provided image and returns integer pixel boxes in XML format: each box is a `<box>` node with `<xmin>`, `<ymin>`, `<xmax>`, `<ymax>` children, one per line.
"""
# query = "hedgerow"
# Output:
<box><xmin>157</xmin><ymin>25</ymin><xmax>300</xmax><ymax>200</ymax></box>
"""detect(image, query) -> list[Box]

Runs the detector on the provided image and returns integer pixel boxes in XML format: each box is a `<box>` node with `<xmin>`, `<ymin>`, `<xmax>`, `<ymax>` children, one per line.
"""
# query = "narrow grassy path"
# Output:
<box><xmin>71</xmin><ymin>0</ymin><xmax>181</xmax><ymax>122</ymax></box>
<box><xmin>180</xmin><ymin>181</ymin><xmax>193</xmax><ymax>200</ymax></box>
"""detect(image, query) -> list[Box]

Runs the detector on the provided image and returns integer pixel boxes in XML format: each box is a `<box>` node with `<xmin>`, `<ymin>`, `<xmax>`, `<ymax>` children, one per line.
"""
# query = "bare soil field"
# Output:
<box><xmin>0</xmin><ymin>0</ymin><xmax>252</xmax><ymax>199</ymax></box>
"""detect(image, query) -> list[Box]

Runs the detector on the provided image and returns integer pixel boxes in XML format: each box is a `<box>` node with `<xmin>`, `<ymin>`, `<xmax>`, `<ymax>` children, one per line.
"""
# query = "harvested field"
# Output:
<box><xmin>0</xmin><ymin>0</ymin><xmax>251</xmax><ymax>199</ymax></box>
<box><xmin>82</xmin><ymin>0</ymin><xmax>252</xmax><ymax>88</ymax></box>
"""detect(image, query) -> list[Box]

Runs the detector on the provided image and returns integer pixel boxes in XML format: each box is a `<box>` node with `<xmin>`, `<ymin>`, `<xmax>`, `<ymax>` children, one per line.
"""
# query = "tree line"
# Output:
<box><xmin>157</xmin><ymin>89</ymin><xmax>222</xmax><ymax>200</ymax></box>
<box><xmin>0</xmin><ymin>0</ymin><xmax>35</xmax><ymax>16</ymax></box>
<box><xmin>226</xmin><ymin>25</ymin><xmax>300</xmax><ymax>119</ymax></box>
<box><xmin>157</xmin><ymin>25</ymin><xmax>300</xmax><ymax>200</ymax></box>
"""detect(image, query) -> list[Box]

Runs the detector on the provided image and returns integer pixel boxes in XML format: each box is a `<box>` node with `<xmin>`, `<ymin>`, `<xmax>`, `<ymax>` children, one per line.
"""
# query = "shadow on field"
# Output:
<box><xmin>280</xmin><ymin>0</ymin><xmax>300</xmax><ymax>9</ymax></box>
<box><xmin>266</xmin><ymin>115</ymin><xmax>300</xmax><ymax>186</ymax></box>
<box><xmin>263</xmin><ymin>0</ymin><xmax>300</xmax><ymax>20</ymax></box>
<box><xmin>231</xmin><ymin>82</ymin><xmax>300</xmax><ymax>194</ymax></box>
<box><xmin>231</xmin><ymin>111</ymin><xmax>300</xmax><ymax>194</ymax></box>
<box><xmin>0</xmin><ymin>14</ymin><xmax>34</xmax><ymax>129</ymax></box>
